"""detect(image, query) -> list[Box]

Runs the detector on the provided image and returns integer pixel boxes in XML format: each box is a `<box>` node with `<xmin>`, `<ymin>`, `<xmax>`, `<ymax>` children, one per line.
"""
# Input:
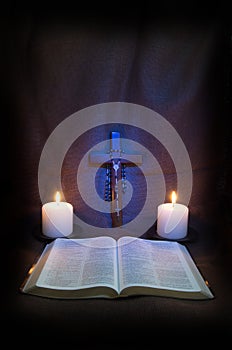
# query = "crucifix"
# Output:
<box><xmin>89</xmin><ymin>131</ymin><xmax>143</xmax><ymax>227</ymax></box>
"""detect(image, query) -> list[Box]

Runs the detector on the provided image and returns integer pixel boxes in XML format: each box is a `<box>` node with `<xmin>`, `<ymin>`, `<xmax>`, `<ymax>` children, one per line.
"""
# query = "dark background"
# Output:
<box><xmin>2</xmin><ymin>4</ymin><xmax>232</xmax><ymax>347</ymax></box>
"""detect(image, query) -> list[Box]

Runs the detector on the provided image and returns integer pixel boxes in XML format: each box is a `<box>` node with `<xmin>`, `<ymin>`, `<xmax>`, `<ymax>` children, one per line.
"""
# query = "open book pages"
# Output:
<box><xmin>21</xmin><ymin>236</ymin><xmax>214</xmax><ymax>300</ymax></box>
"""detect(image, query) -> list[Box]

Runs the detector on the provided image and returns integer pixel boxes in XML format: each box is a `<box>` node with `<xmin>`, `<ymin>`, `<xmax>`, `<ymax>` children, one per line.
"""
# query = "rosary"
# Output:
<box><xmin>89</xmin><ymin>130</ymin><xmax>143</xmax><ymax>227</ymax></box>
<box><xmin>104</xmin><ymin>132</ymin><xmax>126</xmax><ymax>225</ymax></box>
<box><xmin>105</xmin><ymin>160</ymin><xmax>127</xmax><ymax>210</ymax></box>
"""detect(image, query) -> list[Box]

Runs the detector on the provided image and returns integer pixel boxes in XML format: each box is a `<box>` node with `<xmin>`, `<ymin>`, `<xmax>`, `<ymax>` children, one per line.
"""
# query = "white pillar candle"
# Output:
<box><xmin>157</xmin><ymin>191</ymin><xmax>189</xmax><ymax>240</ymax></box>
<box><xmin>42</xmin><ymin>191</ymin><xmax>73</xmax><ymax>238</ymax></box>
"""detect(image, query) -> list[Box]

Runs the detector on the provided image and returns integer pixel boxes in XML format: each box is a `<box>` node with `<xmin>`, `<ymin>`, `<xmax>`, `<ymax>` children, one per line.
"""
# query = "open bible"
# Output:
<box><xmin>20</xmin><ymin>236</ymin><xmax>214</xmax><ymax>300</ymax></box>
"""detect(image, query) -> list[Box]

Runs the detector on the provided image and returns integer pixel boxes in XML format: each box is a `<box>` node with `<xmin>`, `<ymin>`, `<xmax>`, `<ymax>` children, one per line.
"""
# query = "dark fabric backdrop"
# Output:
<box><xmin>3</xmin><ymin>12</ymin><xmax>231</xmax><ymax>237</ymax></box>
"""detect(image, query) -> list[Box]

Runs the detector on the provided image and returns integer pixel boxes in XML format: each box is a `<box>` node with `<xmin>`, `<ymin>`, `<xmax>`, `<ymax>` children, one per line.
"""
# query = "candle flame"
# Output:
<box><xmin>171</xmin><ymin>191</ymin><xmax>177</xmax><ymax>205</ymax></box>
<box><xmin>55</xmin><ymin>191</ymin><xmax>61</xmax><ymax>204</ymax></box>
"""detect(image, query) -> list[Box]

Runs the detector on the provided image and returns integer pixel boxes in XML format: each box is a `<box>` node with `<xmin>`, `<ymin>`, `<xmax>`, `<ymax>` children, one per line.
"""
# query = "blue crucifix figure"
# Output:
<box><xmin>89</xmin><ymin>131</ymin><xmax>142</xmax><ymax>227</ymax></box>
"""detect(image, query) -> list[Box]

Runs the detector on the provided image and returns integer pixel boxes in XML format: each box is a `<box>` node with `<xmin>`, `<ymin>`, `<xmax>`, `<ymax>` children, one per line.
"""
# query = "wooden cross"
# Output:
<box><xmin>89</xmin><ymin>131</ymin><xmax>143</xmax><ymax>227</ymax></box>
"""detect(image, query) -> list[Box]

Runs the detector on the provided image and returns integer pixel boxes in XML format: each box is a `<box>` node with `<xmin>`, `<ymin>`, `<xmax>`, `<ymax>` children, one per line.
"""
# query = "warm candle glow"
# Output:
<box><xmin>157</xmin><ymin>192</ymin><xmax>189</xmax><ymax>239</ymax></box>
<box><xmin>42</xmin><ymin>191</ymin><xmax>73</xmax><ymax>238</ymax></box>
<box><xmin>55</xmin><ymin>191</ymin><xmax>61</xmax><ymax>204</ymax></box>
<box><xmin>28</xmin><ymin>264</ymin><xmax>36</xmax><ymax>275</ymax></box>
<box><xmin>171</xmin><ymin>191</ymin><xmax>177</xmax><ymax>205</ymax></box>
